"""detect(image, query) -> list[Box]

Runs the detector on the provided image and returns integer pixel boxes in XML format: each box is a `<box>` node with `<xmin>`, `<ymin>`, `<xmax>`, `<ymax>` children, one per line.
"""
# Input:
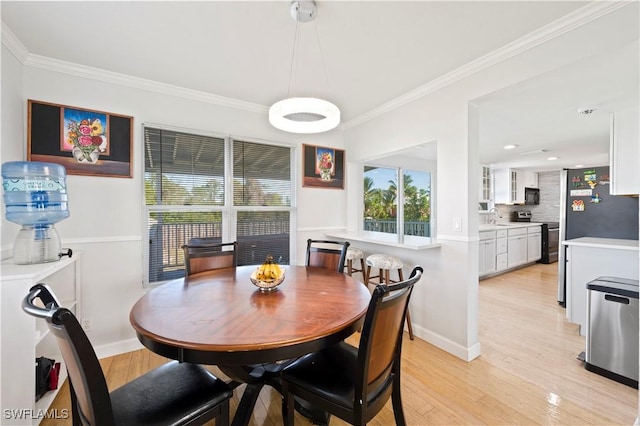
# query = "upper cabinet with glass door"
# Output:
<box><xmin>479</xmin><ymin>164</ymin><xmax>492</xmax><ymax>206</ymax></box>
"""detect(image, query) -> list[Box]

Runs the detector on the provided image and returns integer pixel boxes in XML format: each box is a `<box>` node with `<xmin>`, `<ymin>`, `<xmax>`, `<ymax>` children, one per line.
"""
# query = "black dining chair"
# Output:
<box><xmin>280</xmin><ymin>266</ymin><xmax>423</xmax><ymax>426</ymax></box>
<box><xmin>22</xmin><ymin>283</ymin><xmax>233</xmax><ymax>426</ymax></box>
<box><xmin>305</xmin><ymin>239</ymin><xmax>350</xmax><ymax>273</ymax></box>
<box><xmin>182</xmin><ymin>239</ymin><xmax>238</xmax><ymax>276</ymax></box>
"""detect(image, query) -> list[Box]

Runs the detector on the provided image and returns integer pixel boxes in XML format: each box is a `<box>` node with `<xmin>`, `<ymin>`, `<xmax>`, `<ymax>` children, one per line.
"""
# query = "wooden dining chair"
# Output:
<box><xmin>182</xmin><ymin>239</ymin><xmax>237</xmax><ymax>276</ymax></box>
<box><xmin>22</xmin><ymin>283</ymin><xmax>233</xmax><ymax>426</ymax></box>
<box><xmin>280</xmin><ymin>266</ymin><xmax>423</xmax><ymax>426</ymax></box>
<box><xmin>305</xmin><ymin>239</ymin><xmax>350</xmax><ymax>273</ymax></box>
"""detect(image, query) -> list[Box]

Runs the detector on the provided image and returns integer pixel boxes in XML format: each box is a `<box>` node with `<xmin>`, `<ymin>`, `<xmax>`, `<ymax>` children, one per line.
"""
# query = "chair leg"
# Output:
<box><xmin>282</xmin><ymin>387</ymin><xmax>295</xmax><ymax>426</ymax></box>
<box><xmin>365</xmin><ymin>265</ymin><xmax>372</xmax><ymax>285</ymax></box>
<box><xmin>391</xmin><ymin>377</ymin><xmax>407</xmax><ymax>426</ymax></box>
<box><xmin>396</xmin><ymin>268</ymin><xmax>414</xmax><ymax>340</ymax></box>
<box><xmin>405</xmin><ymin>308</ymin><xmax>414</xmax><ymax>340</ymax></box>
<box><xmin>347</xmin><ymin>259</ymin><xmax>353</xmax><ymax>276</ymax></box>
<box><xmin>218</xmin><ymin>400</ymin><xmax>230</xmax><ymax>426</ymax></box>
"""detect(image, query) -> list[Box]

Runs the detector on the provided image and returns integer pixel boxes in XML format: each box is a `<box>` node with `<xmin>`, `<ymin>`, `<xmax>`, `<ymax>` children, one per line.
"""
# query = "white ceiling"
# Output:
<box><xmin>2</xmin><ymin>1</ymin><xmax>638</xmax><ymax>171</ymax></box>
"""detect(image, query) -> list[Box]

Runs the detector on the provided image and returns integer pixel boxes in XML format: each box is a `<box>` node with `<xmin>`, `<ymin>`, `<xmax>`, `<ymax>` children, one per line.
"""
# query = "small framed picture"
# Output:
<box><xmin>302</xmin><ymin>144</ymin><xmax>345</xmax><ymax>189</ymax></box>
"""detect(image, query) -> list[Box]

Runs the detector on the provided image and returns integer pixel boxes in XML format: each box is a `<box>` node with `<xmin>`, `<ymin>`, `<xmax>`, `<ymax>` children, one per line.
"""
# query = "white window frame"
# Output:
<box><xmin>362</xmin><ymin>163</ymin><xmax>433</xmax><ymax>245</ymax></box>
<box><xmin>142</xmin><ymin>123</ymin><xmax>296</xmax><ymax>286</ymax></box>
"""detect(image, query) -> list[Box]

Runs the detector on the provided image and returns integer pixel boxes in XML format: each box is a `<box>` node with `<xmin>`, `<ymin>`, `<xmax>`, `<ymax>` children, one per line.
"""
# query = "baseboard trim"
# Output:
<box><xmin>413</xmin><ymin>325</ymin><xmax>481</xmax><ymax>362</ymax></box>
<box><xmin>94</xmin><ymin>338</ymin><xmax>144</xmax><ymax>360</ymax></box>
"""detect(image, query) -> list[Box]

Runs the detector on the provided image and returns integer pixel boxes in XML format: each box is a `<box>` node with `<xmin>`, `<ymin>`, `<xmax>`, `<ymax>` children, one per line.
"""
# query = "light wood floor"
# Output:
<box><xmin>42</xmin><ymin>263</ymin><xmax>638</xmax><ymax>425</ymax></box>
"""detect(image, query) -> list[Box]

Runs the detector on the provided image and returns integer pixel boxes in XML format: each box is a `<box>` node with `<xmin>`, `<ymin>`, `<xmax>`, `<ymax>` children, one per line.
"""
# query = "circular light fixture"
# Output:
<box><xmin>503</xmin><ymin>144</ymin><xmax>518</xmax><ymax>150</ymax></box>
<box><xmin>269</xmin><ymin>97</ymin><xmax>341</xmax><ymax>134</ymax></box>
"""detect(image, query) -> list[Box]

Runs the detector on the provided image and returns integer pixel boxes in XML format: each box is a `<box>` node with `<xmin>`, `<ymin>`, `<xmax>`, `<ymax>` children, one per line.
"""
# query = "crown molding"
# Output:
<box><xmin>23</xmin><ymin>54</ymin><xmax>268</xmax><ymax>114</ymax></box>
<box><xmin>1</xmin><ymin>22</ymin><xmax>29</xmax><ymax>63</ymax></box>
<box><xmin>344</xmin><ymin>1</ymin><xmax>632</xmax><ymax>129</ymax></box>
<box><xmin>1</xmin><ymin>19</ymin><xmax>266</xmax><ymax>115</ymax></box>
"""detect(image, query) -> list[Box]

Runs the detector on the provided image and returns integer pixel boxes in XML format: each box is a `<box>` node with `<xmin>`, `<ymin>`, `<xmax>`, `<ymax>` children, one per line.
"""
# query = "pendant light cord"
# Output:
<box><xmin>287</xmin><ymin>20</ymin><xmax>300</xmax><ymax>99</ymax></box>
<box><xmin>313</xmin><ymin>21</ymin><xmax>331</xmax><ymax>93</ymax></box>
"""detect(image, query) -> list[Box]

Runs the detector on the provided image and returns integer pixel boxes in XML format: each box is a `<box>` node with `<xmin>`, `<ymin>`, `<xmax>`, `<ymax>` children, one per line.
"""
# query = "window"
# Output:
<box><xmin>144</xmin><ymin>126</ymin><xmax>294</xmax><ymax>284</ymax></box>
<box><xmin>363</xmin><ymin>166</ymin><xmax>431</xmax><ymax>243</ymax></box>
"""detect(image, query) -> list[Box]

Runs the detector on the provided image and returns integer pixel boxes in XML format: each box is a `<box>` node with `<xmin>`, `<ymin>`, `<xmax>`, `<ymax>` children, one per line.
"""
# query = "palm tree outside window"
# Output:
<box><xmin>363</xmin><ymin>166</ymin><xmax>431</xmax><ymax>242</ymax></box>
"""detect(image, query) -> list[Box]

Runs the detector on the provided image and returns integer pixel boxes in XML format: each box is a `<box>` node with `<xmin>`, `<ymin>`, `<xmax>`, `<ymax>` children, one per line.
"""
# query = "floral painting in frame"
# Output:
<box><xmin>28</xmin><ymin>100</ymin><xmax>133</xmax><ymax>178</ymax></box>
<box><xmin>302</xmin><ymin>144</ymin><xmax>345</xmax><ymax>189</ymax></box>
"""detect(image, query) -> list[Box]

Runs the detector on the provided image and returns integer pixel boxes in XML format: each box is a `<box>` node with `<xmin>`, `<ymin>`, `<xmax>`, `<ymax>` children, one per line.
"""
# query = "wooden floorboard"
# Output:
<box><xmin>41</xmin><ymin>263</ymin><xmax>637</xmax><ymax>425</ymax></box>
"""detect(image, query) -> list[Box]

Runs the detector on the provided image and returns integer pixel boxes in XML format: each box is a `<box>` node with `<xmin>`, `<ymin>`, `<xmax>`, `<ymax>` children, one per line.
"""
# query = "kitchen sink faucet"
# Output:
<box><xmin>487</xmin><ymin>207</ymin><xmax>502</xmax><ymax>224</ymax></box>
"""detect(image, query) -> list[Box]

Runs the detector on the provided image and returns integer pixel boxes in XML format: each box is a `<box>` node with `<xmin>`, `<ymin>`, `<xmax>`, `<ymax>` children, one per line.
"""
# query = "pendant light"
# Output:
<box><xmin>269</xmin><ymin>0</ymin><xmax>340</xmax><ymax>134</ymax></box>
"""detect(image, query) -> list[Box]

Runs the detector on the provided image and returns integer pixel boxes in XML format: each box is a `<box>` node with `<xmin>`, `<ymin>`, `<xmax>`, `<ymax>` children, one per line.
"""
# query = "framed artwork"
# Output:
<box><xmin>27</xmin><ymin>100</ymin><xmax>134</xmax><ymax>178</ymax></box>
<box><xmin>302</xmin><ymin>144</ymin><xmax>345</xmax><ymax>189</ymax></box>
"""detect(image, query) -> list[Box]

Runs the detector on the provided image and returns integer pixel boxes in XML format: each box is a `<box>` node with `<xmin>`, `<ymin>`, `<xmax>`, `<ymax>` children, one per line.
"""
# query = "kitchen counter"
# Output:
<box><xmin>479</xmin><ymin>222</ymin><xmax>543</xmax><ymax>232</ymax></box>
<box><xmin>562</xmin><ymin>237</ymin><xmax>639</xmax><ymax>251</ymax></box>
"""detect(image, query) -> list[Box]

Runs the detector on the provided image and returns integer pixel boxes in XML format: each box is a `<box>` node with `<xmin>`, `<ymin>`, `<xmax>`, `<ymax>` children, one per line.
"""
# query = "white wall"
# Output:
<box><xmin>1</xmin><ymin>44</ymin><xmax>24</xmax><ymax>255</ymax></box>
<box><xmin>1</xmin><ymin>55</ymin><xmax>346</xmax><ymax>351</ymax></box>
<box><xmin>343</xmin><ymin>4</ymin><xmax>640</xmax><ymax>359</ymax></box>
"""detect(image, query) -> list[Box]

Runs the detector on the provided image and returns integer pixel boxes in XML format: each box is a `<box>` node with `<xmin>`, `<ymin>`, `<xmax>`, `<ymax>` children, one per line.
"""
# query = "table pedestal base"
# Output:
<box><xmin>220</xmin><ymin>363</ymin><xmax>330</xmax><ymax>426</ymax></box>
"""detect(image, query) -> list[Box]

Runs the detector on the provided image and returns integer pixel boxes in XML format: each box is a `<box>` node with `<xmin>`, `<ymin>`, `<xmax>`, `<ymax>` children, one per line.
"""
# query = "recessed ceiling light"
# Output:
<box><xmin>574</xmin><ymin>164</ymin><xmax>584</xmax><ymax>168</ymax></box>
<box><xmin>577</xmin><ymin>107</ymin><xmax>597</xmax><ymax>115</ymax></box>
<box><xmin>547</xmin><ymin>156</ymin><xmax>558</xmax><ymax>161</ymax></box>
<box><xmin>503</xmin><ymin>144</ymin><xmax>518</xmax><ymax>150</ymax></box>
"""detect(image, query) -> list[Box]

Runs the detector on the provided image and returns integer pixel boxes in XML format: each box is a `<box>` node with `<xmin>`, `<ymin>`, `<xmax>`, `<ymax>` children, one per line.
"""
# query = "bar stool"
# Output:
<box><xmin>365</xmin><ymin>254</ymin><xmax>415</xmax><ymax>340</ymax></box>
<box><xmin>345</xmin><ymin>247</ymin><xmax>365</xmax><ymax>278</ymax></box>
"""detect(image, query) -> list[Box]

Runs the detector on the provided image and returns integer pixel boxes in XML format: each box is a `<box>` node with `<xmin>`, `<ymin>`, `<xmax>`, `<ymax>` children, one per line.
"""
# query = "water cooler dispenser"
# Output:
<box><xmin>2</xmin><ymin>161</ymin><xmax>71</xmax><ymax>264</ymax></box>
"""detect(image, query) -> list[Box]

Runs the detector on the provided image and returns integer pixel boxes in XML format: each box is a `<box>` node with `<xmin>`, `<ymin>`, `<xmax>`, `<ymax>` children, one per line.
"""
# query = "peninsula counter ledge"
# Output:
<box><xmin>325</xmin><ymin>232</ymin><xmax>442</xmax><ymax>250</ymax></box>
<box><xmin>562</xmin><ymin>237</ymin><xmax>639</xmax><ymax>335</ymax></box>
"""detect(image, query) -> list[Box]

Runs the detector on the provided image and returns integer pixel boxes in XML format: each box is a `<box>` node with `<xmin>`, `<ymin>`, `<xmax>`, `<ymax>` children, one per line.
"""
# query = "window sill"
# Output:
<box><xmin>326</xmin><ymin>232</ymin><xmax>442</xmax><ymax>251</ymax></box>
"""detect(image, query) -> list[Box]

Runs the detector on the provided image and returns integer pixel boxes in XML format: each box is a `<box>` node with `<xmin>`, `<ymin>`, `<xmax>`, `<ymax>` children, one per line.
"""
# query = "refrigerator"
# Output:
<box><xmin>558</xmin><ymin>166</ymin><xmax>639</xmax><ymax>304</ymax></box>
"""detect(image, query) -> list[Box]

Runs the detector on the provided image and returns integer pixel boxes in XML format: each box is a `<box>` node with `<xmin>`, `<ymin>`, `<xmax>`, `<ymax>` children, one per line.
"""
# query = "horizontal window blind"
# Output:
<box><xmin>233</xmin><ymin>139</ymin><xmax>291</xmax><ymax>207</ymax></box>
<box><xmin>145</xmin><ymin>127</ymin><xmax>225</xmax><ymax>206</ymax></box>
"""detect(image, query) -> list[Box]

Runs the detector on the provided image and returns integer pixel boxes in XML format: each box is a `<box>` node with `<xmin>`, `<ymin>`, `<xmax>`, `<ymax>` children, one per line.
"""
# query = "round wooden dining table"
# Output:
<box><xmin>130</xmin><ymin>265</ymin><xmax>370</xmax><ymax>426</ymax></box>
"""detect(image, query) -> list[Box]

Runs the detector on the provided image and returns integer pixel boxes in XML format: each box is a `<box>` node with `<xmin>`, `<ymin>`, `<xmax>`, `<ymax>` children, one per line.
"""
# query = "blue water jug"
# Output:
<box><xmin>2</xmin><ymin>161</ymin><xmax>70</xmax><ymax>264</ymax></box>
<box><xmin>2</xmin><ymin>161</ymin><xmax>69</xmax><ymax>225</ymax></box>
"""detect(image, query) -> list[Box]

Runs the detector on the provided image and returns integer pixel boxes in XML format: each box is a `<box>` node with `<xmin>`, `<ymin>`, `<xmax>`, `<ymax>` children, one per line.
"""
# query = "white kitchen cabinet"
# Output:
<box><xmin>507</xmin><ymin>228</ymin><xmax>527</xmax><ymax>267</ymax></box>
<box><xmin>493</xmin><ymin>168</ymin><xmax>525</xmax><ymax>204</ymax></box>
<box><xmin>563</xmin><ymin>238</ymin><xmax>638</xmax><ymax>336</ymax></box>
<box><xmin>527</xmin><ymin>226</ymin><xmax>542</xmax><ymax>262</ymax></box>
<box><xmin>480</xmin><ymin>164</ymin><xmax>492</xmax><ymax>202</ymax></box>
<box><xmin>496</xmin><ymin>230</ymin><xmax>508</xmax><ymax>271</ymax></box>
<box><xmin>610</xmin><ymin>106</ymin><xmax>639</xmax><ymax>195</ymax></box>
<box><xmin>479</xmin><ymin>231</ymin><xmax>496</xmax><ymax>276</ymax></box>
<box><xmin>0</xmin><ymin>254</ymin><xmax>82</xmax><ymax>425</ymax></box>
<box><xmin>523</xmin><ymin>171</ymin><xmax>538</xmax><ymax>189</ymax></box>
<box><xmin>496</xmin><ymin>253</ymin><xmax>508</xmax><ymax>271</ymax></box>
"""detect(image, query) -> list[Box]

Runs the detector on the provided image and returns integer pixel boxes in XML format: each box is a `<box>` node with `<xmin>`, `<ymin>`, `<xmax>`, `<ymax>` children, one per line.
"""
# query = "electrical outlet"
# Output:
<box><xmin>81</xmin><ymin>317</ymin><xmax>92</xmax><ymax>331</ymax></box>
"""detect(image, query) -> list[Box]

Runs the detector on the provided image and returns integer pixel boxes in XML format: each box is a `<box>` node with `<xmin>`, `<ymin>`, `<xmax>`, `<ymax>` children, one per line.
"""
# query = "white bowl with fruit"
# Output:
<box><xmin>250</xmin><ymin>255</ymin><xmax>285</xmax><ymax>291</ymax></box>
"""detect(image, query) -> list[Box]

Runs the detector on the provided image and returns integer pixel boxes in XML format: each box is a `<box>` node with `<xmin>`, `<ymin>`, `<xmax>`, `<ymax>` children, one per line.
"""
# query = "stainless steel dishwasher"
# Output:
<box><xmin>585</xmin><ymin>276</ymin><xmax>639</xmax><ymax>388</ymax></box>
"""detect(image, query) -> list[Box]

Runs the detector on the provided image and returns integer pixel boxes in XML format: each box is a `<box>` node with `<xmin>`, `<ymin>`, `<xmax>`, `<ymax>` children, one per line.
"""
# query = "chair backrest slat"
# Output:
<box><xmin>182</xmin><ymin>240</ymin><xmax>237</xmax><ymax>275</ymax></box>
<box><xmin>305</xmin><ymin>239</ymin><xmax>350</xmax><ymax>273</ymax></box>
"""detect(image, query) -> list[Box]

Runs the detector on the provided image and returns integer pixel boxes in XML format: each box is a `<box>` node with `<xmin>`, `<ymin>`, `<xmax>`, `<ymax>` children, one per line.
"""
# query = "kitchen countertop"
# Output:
<box><xmin>562</xmin><ymin>237</ymin><xmax>639</xmax><ymax>251</ymax></box>
<box><xmin>479</xmin><ymin>222</ymin><xmax>543</xmax><ymax>232</ymax></box>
